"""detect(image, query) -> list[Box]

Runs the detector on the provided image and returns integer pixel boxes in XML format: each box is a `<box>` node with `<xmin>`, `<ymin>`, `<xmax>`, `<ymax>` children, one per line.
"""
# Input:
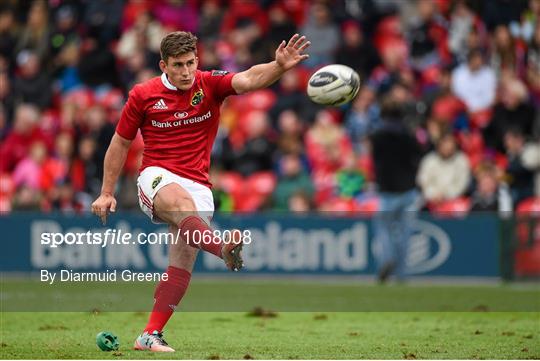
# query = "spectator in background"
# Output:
<box><xmin>504</xmin><ymin>128</ymin><xmax>535</xmax><ymax>204</ymax></box>
<box><xmin>81</xmin><ymin>105</ymin><xmax>115</xmax><ymax>181</ymax></box>
<box><xmin>0</xmin><ymin>103</ymin><xmax>6</xmax><ymax>140</ymax></box>
<box><xmin>421</xmin><ymin>68</ymin><xmax>459</xmax><ymax>143</ymax></box>
<box><xmin>0</xmin><ymin>70</ymin><xmax>14</xmax><ymax>125</ymax></box>
<box><xmin>266</xmin><ymin>4</ymin><xmax>298</xmax><ymax>60</ymax></box>
<box><xmin>13</xmin><ymin>0</ymin><xmax>50</xmax><ymax>63</ymax></box>
<box><xmin>221</xmin><ymin>110</ymin><xmax>275</xmax><ymax>177</ymax></box>
<box><xmin>288</xmin><ymin>191</ymin><xmax>313</xmax><ymax>213</ymax></box>
<box><xmin>510</xmin><ymin>0</ymin><xmax>540</xmax><ymax>43</ymax></box>
<box><xmin>305</xmin><ymin>110</ymin><xmax>353</xmax><ymax>174</ymax></box>
<box><xmin>71</xmin><ymin>136</ymin><xmax>100</xmax><ymax>206</ymax></box>
<box><xmin>119</xmin><ymin>49</ymin><xmax>150</xmax><ymax>90</ymax></box>
<box><xmin>387</xmin><ymin>81</ymin><xmax>423</xmax><ymax>130</ymax></box>
<box><xmin>58</xmin><ymin>90</ymin><xmax>89</xmax><ymax>129</ymax></box>
<box><xmin>300</xmin><ymin>2</ymin><xmax>340</xmax><ymax>67</ymax></box>
<box><xmin>209</xmin><ymin>168</ymin><xmax>234</xmax><ymax>212</ymax></box>
<box><xmin>40</xmin><ymin>132</ymin><xmax>73</xmax><ymax>191</ymax></box>
<box><xmin>483</xmin><ymin>76</ymin><xmax>536</xmax><ymax>152</ymax></box>
<box><xmin>344</xmin><ymin>86</ymin><xmax>380</xmax><ymax>154</ymax></box>
<box><xmin>0</xmin><ymin>5</ymin><xmax>18</xmax><ymax>70</ymax></box>
<box><xmin>490</xmin><ymin>24</ymin><xmax>526</xmax><ymax>78</ymax></box>
<box><xmin>134</xmin><ymin>67</ymin><xmax>158</xmax><ymax>85</ymax></box>
<box><xmin>120</xmin><ymin>0</ymin><xmax>152</xmax><ymax>31</ymax></box>
<box><xmin>83</xmin><ymin>0</ymin><xmax>123</xmax><ymax>44</ymax></box>
<box><xmin>220</xmin><ymin>0</ymin><xmax>268</xmax><ymax>68</ymax></box>
<box><xmin>483</xmin><ymin>0</ymin><xmax>527</xmax><ymax>32</ymax></box>
<box><xmin>54</xmin><ymin>42</ymin><xmax>82</xmax><ymax>94</ymax></box>
<box><xmin>334</xmin><ymin>154</ymin><xmax>366</xmax><ymax>199</ymax></box>
<box><xmin>417</xmin><ymin>132</ymin><xmax>471</xmax><ymax>204</ymax></box>
<box><xmin>78</xmin><ymin>36</ymin><xmax>119</xmax><ymax>90</ymax></box>
<box><xmin>448</xmin><ymin>0</ymin><xmax>486</xmax><ymax>63</ymax></box>
<box><xmin>49</xmin><ymin>5</ymin><xmax>79</xmax><ymax>59</ymax></box>
<box><xmin>464</xmin><ymin>27</ymin><xmax>488</xmax><ymax>58</ymax></box>
<box><xmin>275</xmin><ymin>109</ymin><xmax>306</xmax><ymax>159</ymax></box>
<box><xmin>422</xmin><ymin>115</ymin><xmax>452</xmax><ymax>153</ymax></box>
<box><xmin>12</xmin><ymin>141</ymin><xmax>48</xmax><ymax>190</ymax></box>
<box><xmin>269</xmin><ymin>68</ymin><xmax>318</xmax><ymax>122</ymax></box>
<box><xmin>48</xmin><ymin>181</ymin><xmax>79</xmax><ymax>212</ymax></box>
<box><xmin>370</xmin><ymin>98</ymin><xmax>422</xmax><ymax>283</ymax></box>
<box><xmin>11</xmin><ymin>185</ymin><xmax>42</xmax><ymax>211</ymax></box>
<box><xmin>13</xmin><ymin>50</ymin><xmax>53</xmax><ymax>109</ymax></box>
<box><xmin>423</xmin><ymin>65</ymin><xmax>452</xmax><ymax>105</ymax></box>
<box><xmin>199</xmin><ymin>39</ymin><xmax>224</xmax><ymax>72</ymax></box>
<box><xmin>451</xmin><ymin>48</ymin><xmax>496</xmax><ymax>113</ymax></box>
<box><xmin>0</xmin><ymin>104</ymin><xmax>48</xmax><ymax>173</ymax></box>
<box><xmin>521</xmin><ymin>139</ymin><xmax>540</xmax><ymax>196</ymax></box>
<box><xmin>198</xmin><ymin>0</ymin><xmax>224</xmax><ymax>40</ymax></box>
<box><xmin>223</xmin><ymin>16</ymin><xmax>266</xmax><ymax>71</ymax></box>
<box><xmin>335</xmin><ymin>20</ymin><xmax>380</xmax><ymax>79</ymax></box>
<box><xmin>220</xmin><ymin>0</ymin><xmax>267</xmax><ymax>36</ymax></box>
<box><xmin>406</xmin><ymin>0</ymin><xmax>446</xmax><ymax>71</ymax></box>
<box><xmin>367</xmin><ymin>42</ymin><xmax>413</xmax><ymax>96</ymax></box>
<box><xmin>152</xmin><ymin>0</ymin><xmax>198</xmax><ymax>34</ymax></box>
<box><xmin>273</xmin><ymin>153</ymin><xmax>314</xmax><ymax>211</ymax></box>
<box><xmin>116</xmin><ymin>11</ymin><xmax>164</xmax><ymax>66</ymax></box>
<box><xmin>470</xmin><ymin>161</ymin><xmax>513</xmax><ymax>212</ymax></box>
<box><xmin>527</xmin><ymin>23</ymin><xmax>540</xmax><ymax>105</ymax></box>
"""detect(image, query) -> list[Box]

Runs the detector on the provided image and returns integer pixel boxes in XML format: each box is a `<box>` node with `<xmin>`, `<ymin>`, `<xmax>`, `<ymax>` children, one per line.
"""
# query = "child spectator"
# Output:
<box><xmin>470</xmin><ymin>161</ymin><xmax>512</xmax><ymax>212</ymax></box>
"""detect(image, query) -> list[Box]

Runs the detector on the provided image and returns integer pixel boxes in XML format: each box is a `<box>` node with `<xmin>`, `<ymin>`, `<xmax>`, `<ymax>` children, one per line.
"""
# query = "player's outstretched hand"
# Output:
<box><xmin>91</xmin><ymin>193</ymin><xmax>117</xmax><ymax>225</ymax></box>
<box><xmin>276</xmin><ymin>34</ymin><xmax>310</xmax><ymax>71</ymax></box>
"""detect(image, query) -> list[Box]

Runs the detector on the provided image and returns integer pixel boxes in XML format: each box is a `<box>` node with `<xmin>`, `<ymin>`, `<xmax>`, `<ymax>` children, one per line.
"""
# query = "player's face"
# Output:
<box><xmin>160</xmin><ymin>52</ymin><xmax>198</xmax><ymax>91</ymax></box>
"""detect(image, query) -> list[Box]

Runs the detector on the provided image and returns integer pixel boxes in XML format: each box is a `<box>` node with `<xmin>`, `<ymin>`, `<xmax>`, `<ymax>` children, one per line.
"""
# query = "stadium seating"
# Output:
<box><xmin>429</xmin><ymin>197</ymin><xmax>472</xmax><ymax>218</ymax></box>
<box><xmin>1</xmin><ymin>0</ymin><xmax>538</xmax><ymax>217</ymax></box>
<box><xmin>218</xmin><ymin>171</ymin><xmax>276</xmax><ymax>212</ymax></box>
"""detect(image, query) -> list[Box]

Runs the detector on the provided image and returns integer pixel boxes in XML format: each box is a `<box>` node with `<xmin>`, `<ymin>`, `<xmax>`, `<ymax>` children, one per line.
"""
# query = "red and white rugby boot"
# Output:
<box><xmin>221</xmin><ymin>229</ymin><xmax>244</xmax><ymax>271</ymax></box>
<box><xmin>133</xmin><ymin>331</ymin><xmax>175</xmax><ymax>352</ymax></box>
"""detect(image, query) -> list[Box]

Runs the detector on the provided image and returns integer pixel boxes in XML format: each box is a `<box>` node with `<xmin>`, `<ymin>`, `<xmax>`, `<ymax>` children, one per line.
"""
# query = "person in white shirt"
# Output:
<box><xmin>521</xmin><ymin>140</ymin><xmax>540</xmax><ymax>196</ymax></box>
<box><xmin>418</xmin><ymin>132</ymin><xmax>471</xmax><ymax>203</ymax></box>
<box><xmin>451</xmin><ymin>48</ymin><xmax>497</xmax><ymax>112</ymax></box>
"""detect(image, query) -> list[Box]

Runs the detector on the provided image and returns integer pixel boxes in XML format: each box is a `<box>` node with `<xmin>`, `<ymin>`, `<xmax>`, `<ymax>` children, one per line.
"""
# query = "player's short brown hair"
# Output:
<box><xmin>160</xmin><ymin>31</ymin><xmax>198</xmax><ymax>62</ymax></box>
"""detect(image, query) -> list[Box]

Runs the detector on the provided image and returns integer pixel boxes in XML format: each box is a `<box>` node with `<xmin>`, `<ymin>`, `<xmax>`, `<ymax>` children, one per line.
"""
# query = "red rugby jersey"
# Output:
<box><xmin>116</xmin><ymin>70</ymin><xmax>237</xmax><ymax>188</ymax></box>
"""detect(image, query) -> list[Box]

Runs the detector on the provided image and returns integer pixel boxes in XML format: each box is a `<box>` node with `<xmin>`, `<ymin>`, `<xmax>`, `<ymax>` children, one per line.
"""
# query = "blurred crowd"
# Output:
<box><xmin>0</xmin><ymin>0</ymin><xmax>539</xmax><ymax>215</ymax></box>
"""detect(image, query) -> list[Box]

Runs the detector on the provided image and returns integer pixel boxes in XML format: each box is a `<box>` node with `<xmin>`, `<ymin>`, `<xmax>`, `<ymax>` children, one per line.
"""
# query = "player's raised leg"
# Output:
<box><xmin>153</xmin><ymin>183</ymin><xmax>244</xmax><ymax>271</ymax></box>
<box><xmin>134</xmin><ymin>224</ymin><xmax>198</xmax><ymax>352</ymax></box>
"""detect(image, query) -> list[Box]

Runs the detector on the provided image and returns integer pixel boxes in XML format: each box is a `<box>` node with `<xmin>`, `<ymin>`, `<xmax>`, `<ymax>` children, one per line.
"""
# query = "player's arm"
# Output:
<box><xmin>91</xmin><ymin>132</ymin><xmax>132</xmax><ymax>224</ymax></box>
<box><xmin>231</xmin><ymin>34</ymin><xmax>310</xmax><ymax>94</ymax></box>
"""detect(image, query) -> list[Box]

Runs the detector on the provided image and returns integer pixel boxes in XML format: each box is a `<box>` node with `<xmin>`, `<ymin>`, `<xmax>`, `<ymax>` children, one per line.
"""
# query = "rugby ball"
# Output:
<box><xmin>307</xmin><ymin>64</ymin><xmax>360</xmax><ymax>106</ymax></box>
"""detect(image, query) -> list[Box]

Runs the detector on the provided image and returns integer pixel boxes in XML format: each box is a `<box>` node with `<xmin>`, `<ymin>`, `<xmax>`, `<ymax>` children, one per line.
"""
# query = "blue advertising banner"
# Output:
<box><xmin>0</xmin><ymin>212</ymin><xmax>500</xmax><ymax>277</ymax></box>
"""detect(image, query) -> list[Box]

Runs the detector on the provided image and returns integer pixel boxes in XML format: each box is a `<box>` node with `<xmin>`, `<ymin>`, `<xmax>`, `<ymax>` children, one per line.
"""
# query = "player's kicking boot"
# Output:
<box><xmin>222</xmin><ymin>229</ymin><xmax>244</xmax><ymax>271</ymax></box>
<box><xmin>134</xmin><ymin>331</ymin><xmax>175</xmax><ymax>352</ymax></box>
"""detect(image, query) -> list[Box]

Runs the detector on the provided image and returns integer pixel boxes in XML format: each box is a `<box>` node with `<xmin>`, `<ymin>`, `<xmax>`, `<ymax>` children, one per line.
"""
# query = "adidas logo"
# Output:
<box><xmin>152</xmin><ymin>99</ymin><xmax>168</xmax><ymax>110</ymax></box>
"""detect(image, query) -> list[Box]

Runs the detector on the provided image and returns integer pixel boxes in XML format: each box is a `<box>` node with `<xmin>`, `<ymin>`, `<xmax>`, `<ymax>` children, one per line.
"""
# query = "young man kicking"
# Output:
<box><xmin>91</xmin><ymin>31</ymin><xmax>310</xmax><ymax>352</ymax></box>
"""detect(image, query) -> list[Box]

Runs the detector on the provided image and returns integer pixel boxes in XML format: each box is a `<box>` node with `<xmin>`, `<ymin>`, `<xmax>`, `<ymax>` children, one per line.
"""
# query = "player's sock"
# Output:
<box><xmin>144</xmin><ymin>266</ymin><xmax>191</xmax><ymax>334</ymax></box>
<box><xmin>178</xmin><ymin>215</ymin><xmax>222</xmax><ymax>258</ymax></box>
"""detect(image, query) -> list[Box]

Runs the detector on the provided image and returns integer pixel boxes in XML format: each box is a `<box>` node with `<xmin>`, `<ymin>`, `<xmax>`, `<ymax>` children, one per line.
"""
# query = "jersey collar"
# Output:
<box><xmin>161</xmin><ymin>73</ymin><xmax>177</xmax><ymax>90</ymax></box>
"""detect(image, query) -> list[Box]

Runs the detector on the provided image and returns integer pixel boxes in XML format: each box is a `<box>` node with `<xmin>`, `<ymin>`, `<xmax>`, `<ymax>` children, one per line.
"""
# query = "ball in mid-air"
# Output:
<box><xmin>307</xmin><ymin>64</ymin><xmax>360</xmax><ymax>106</ymax></box>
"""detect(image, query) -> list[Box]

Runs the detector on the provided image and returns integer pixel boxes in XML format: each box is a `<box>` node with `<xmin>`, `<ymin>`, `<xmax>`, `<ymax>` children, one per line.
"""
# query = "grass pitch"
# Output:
<box><xmin>1</xmin><ymin>279</ymin><xmax>539</xmax><ymax>359</ymax></box>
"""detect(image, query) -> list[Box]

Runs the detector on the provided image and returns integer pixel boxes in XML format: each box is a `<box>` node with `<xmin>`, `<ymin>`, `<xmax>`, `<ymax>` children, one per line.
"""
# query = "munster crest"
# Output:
<box><xmin>152</xmin><ymin>175</ymin><xmax>163</xmax><ymax>190</ymax></box>
<box><xmin>191</xmin><ymin>89</ymin><xmax>204</xmax><ymax>106</ymax></box>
